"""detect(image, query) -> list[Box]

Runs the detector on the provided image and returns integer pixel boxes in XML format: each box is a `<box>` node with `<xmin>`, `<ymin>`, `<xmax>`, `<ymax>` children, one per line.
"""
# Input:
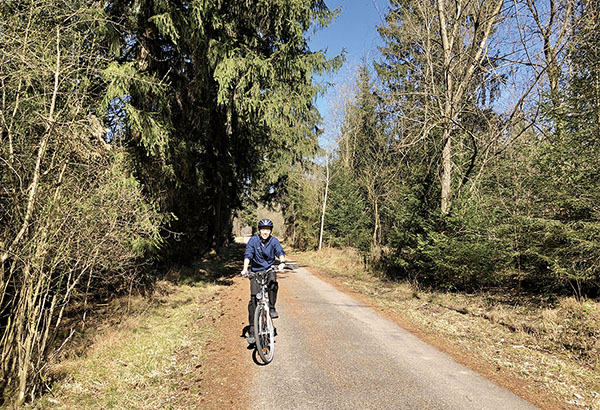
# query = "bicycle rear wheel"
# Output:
<box><xmin>254</xmin><ymin>303</ymin><xmax>274</xmax><ymax>363</ymax></box>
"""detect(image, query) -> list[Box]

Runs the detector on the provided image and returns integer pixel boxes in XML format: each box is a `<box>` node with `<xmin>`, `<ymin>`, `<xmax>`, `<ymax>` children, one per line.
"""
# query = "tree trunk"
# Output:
<box><xmin>435</xmin><ymin>0</ymin><xmax>503</xmax><ymax>214</ymax></box>
<box><xmin>437</xmin><ymin>0</ymin><xmax>453</xmax><ymax>215</ymax></box>
<box><xmin>319</xmin><ymin>153</ymin><xmax>329</xmax><ymax>250</ymax></box>
<box><xmin>441</xmin><ymin>128</ymin><xmax>452</xmax><ymax>214</ymax></box>
<box><xmin>372</xmin><ymin>199</ymin><xmax>380</xmax><ymax>248</ymax></box>
<box><xmin>13</xmin><ymin>25</ymin><xmax>61</xmax><ymax>407</ymax></box>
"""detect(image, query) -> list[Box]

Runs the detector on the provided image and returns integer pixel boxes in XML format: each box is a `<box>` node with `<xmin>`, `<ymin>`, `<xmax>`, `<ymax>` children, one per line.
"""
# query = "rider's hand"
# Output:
<box><xmin>277</xmin><ymin>263</ymin><xmax>285</xmax><ymax>272</ymax></box>
<box><xmin>241</xmin><ymin>269</ymin><xmax>248</xmax><ymax>277</ymax></box>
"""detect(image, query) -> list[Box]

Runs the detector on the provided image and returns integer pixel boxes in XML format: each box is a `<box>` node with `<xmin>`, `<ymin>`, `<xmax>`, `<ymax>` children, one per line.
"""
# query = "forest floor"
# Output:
<box><xmin>28</xmin><ymin>242</ymin><xmax>599</xmax><ymax>409</ymax></box>
<box><xmin>26</xmin><ymin>244</ymin><xmax>249</xmax><ymax>409</ymax></box>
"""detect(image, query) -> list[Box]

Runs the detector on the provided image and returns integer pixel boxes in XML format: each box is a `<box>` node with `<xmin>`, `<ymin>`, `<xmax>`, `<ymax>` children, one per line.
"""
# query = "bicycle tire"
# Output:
<box><xmin>254</xmin><ymin>303</ymin><xmax>274</xmax><ymax>363</ymax></box>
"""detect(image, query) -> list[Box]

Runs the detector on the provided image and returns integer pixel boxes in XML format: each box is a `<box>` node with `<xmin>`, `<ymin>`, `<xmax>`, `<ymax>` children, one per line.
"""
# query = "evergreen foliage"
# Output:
<box><xmin>102</xmin><ymin>0</ymin><xmax>341</xmax><ymax>258</ymax></box>
<box><xmin>0</xmin><ymin>0</ymin><xmax>339</xmax><ymax>403</ymax></box>
<box><xmin>288</xmin><ymin>0</ymin><xmax>599</xmax><ymax>299</ymax></box>
<box><xmin>324</xmin><ymin>166</ymin><xmax>371</xmax><ymax>251</ymax></box>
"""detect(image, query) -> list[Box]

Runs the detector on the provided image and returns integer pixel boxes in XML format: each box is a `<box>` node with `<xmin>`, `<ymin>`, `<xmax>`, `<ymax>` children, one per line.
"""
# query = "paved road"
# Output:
<box><xmin>249</xmin><ymin>263</ymin><xmax>537</xmax><ymax>410</ymax></box>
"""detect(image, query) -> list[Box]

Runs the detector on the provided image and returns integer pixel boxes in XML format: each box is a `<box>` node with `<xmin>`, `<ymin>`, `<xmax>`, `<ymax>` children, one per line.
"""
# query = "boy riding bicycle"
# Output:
<box><xmin>241</xmin><ymin>219</ymin><xmax>285</xmax><ymax>344</ymax></box>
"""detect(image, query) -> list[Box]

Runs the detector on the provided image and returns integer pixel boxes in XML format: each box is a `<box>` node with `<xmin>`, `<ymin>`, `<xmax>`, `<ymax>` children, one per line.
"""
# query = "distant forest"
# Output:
<box><xmin>284</xmin><ymin>0</ymin><xmax>600</xmax><ymax>302</ymax></box>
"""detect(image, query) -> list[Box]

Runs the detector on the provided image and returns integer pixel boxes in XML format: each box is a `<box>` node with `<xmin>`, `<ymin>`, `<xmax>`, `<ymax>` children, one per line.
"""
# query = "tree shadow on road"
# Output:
<box><xmin>163</xmin><ymin>242</ymin><xmax>245</xmax><ymax>287</ymax></box>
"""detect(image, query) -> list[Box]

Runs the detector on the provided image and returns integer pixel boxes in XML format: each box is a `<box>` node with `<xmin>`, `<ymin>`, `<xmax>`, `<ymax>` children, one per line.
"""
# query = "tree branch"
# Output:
<box><xmin>1</xmin><ymin>26</ymin><xmax>61</xmax><ymax>266</ymax></box>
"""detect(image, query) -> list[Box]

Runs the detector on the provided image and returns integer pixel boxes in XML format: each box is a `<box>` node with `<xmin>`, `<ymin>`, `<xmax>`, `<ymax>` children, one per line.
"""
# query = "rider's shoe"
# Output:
<box><xmin>247</xmin><ymin>326</ymin><xmax>255</xmax><ymax>344</ymax></box>
<box><xmin>270</xmin><ymin>308</ymin><xmax>279</xmax><ymax>319</ymax></box>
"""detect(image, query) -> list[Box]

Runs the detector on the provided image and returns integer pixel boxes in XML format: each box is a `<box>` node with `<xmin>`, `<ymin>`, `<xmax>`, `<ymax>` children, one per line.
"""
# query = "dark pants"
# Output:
<box><xmin>248</xmin><ymin>270</ymin><xmax>278</xmax><ymax>326</ymax></box>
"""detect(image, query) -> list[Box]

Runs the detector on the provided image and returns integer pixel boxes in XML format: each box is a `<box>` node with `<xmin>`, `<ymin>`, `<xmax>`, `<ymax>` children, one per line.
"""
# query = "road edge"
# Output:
<box><xmin>289</xmin><ymin>253</ymin><xmax>573</xmax><ymax>410</ymax></box>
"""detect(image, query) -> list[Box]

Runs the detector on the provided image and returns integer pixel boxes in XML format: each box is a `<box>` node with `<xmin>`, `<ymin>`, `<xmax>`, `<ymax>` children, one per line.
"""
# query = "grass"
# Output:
<box><xmin>293</xmin><ymin>247</ymin><xmax>600</xmax><ymax>410</ymax></box>
<box><xmin>24</xmin><ymin>243</ymin><xmax>599</xmax><ymax>409</ymax></box>
<box><xmin>26</xmin><ymin>245</ymin><xmax>243</xmax><ymax>410</ymax></box>
<box><xmin>26</xmin><ymin>281</ymin><xmax>220</xmax><ymax>409</ymax></box>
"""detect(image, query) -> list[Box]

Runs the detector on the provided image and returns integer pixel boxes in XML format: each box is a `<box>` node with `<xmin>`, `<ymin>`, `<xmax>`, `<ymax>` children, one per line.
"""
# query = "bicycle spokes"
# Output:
<box><xmin>255</xmin><ymin>305</ymin><xmax>274</xmax><ymax>363</ymax></box>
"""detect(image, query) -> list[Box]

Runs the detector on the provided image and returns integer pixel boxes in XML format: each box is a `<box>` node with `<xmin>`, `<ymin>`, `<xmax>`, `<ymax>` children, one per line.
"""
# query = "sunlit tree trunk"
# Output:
<box><xmin>318</xmin><ymin>153</ymin><xmax>329</xmax><ymax>250</ymax></box>
<box><xmin>435</xmin><ymin>0</ymin><xmax>504</xmax><ymax>214</ymax></box>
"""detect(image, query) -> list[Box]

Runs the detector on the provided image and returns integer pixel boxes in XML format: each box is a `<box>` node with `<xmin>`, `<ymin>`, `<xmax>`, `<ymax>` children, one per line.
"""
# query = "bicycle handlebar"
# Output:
<box><xmin>243</xmin><ymin>265</ymin><xmax>279</xmax><ymax>279</ymax></box>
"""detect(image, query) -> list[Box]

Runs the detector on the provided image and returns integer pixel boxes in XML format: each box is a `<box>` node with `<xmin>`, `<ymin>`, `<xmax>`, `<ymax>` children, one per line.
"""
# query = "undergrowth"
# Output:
<box><xmin>25</xmin><ymin>280</ymin><xmax>221</xmax><ymax>409</ymax></box>
<box><xmin>26</xmin><ymin>243</ymin><xmax>244</xmax><ymax>409</ymax></box>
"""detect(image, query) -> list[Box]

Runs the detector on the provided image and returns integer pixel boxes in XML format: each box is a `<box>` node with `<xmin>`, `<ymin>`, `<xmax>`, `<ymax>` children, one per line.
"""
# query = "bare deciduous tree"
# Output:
<box><xmin>0</xmin><ymin>3</ymin><xmax>162</xmax><ymax>405</ymax></box>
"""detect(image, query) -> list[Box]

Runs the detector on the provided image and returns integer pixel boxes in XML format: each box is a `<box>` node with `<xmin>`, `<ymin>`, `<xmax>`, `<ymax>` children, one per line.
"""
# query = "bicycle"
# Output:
<box><xmin>244</xmin><ymin>266</ymin><xmax>277</xmax><ymax>364</ymax></box>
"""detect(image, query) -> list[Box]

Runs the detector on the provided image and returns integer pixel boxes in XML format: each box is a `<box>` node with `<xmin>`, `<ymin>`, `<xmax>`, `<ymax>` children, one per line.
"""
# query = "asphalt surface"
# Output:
<box><xmin>248</xmin><ymin>262</ymin><xmax>538</xmax><ymax>410</ymax></box>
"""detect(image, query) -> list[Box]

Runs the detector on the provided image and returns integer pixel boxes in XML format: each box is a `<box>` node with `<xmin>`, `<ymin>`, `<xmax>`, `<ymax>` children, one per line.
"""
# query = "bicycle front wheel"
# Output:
<box><xmin>254</xmin><ymin>303</ymin><xmax>274</xmax><ymax>364</ymax></box>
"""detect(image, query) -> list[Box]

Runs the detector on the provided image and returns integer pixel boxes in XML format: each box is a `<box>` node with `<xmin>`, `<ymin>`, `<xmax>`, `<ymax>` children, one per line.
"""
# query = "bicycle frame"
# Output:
<box><xmin>247</xmin><ymin>267</ymin><xmax>276</xmax><ymax>364</ymax></box>
<box><xmin>251</xmin><ymin>268</ymin><xmax>272</xmax><ymax>306</ymax></box>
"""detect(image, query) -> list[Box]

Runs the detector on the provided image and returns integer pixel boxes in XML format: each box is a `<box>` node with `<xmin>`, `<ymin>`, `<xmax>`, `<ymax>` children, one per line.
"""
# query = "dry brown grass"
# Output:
<box><xmin>25</xmin><ymin>240</ymin><xmax>246</xmax><ymax>409</ymax></box>
<box><xmin>293</xmin><ymin>247</ymin><xmax>600</xmax><ymax>410</ymax></box>
<box><xmin>25</xmin><ymin>280</ymin><xmax>223</xmax><ymax>409</ymax></box>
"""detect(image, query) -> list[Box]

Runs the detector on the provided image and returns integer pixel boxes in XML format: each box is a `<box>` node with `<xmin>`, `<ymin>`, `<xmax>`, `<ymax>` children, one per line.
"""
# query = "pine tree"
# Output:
<box><xmin>324</xmin><ymin>166</ymin><xmax>371</xmax><ymax>250</ymax></box>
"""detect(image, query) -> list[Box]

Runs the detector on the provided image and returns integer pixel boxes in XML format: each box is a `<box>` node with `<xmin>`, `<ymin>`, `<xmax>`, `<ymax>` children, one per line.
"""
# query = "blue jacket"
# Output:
<box><xmin>244</xmin><ymin>235</ymin><xmax>285</xmax><ymax>272</ymax></box>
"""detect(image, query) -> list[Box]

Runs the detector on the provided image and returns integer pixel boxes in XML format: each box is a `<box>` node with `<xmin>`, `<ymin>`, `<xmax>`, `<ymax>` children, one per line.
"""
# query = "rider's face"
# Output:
<box><xmin>259</xmin><ymin>227</ymin><xmax>272</xmax><ymax>240</ymax></box>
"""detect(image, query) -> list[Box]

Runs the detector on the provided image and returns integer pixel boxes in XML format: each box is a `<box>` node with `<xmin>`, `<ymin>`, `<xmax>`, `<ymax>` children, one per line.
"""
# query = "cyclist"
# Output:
<box><xmin>241</xmin><ymin>218</ymin><xmax>285</xmax><ymax>344</ymax></box>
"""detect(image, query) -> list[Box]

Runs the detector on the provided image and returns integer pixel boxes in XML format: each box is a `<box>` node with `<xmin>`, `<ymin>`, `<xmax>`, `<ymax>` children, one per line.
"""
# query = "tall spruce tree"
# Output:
<box><xmin>103</xmin><ymin>0</ymin><xmax>341</xmax><ymax>258</ymax></box>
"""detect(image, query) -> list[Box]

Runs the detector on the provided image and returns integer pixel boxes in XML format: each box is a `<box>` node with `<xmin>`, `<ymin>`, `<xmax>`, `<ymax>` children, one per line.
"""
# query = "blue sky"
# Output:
<box><xmin>308</xmin><ymin>1</ymin><xmax>389</xmax><ymax>124</ymax></box>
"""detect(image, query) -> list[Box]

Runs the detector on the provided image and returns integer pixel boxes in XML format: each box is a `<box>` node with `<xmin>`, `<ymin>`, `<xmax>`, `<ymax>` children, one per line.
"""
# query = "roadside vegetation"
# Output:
<box><xmin>293</xmin><ymin>247</ymin><xmax>600</xmax><ymax>410</ymax></box>
<box><xmin>26</xmin><ymin>281</ymin><xmax>220</xmax><ymax>409</ymax></box>
<box><xmin>281</xmin><ymin>0</ymin><xmax>600</xmax><ymax>303</ymax></box>
<box><xmin>24</xmin><ymin>248</ymin><xmax>242</xmax><ymax>410</ymax></box>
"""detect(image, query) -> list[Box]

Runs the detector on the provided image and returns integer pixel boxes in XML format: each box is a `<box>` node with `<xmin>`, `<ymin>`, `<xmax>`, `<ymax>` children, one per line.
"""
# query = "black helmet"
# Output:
<box><xmin>258</xmin><ymin>218</ymin><xmax>274</xmax><ymax>229</ymax></box>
